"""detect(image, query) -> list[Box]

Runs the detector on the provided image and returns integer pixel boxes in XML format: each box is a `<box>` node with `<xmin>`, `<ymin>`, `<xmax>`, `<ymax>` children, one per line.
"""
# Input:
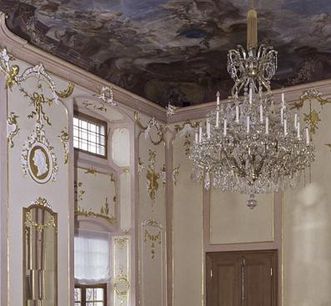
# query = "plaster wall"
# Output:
<box><xmin>137</xmin><ymin>113</ymin><xmax>167</xmax><ymax>306</ymax></box>
<box><xmin>209</xmin><ymin>191</ymin><xmax>274</xmax><ymax>244</ymax></box>
<box><xmin>283</xmin><ymin>101</ymin><xmax>331</xmax><ymax>306</ymax></box>
<box><xmin>6</xmin><ymin>59</ymin><xmax>72</xmax><ymax>306</ymax></box>
<box><xmin>169</xmin><ymin>120</ymin><xmax>277</xmax><ymax>306</ymax></box>
<box><xmin>172</xmin><ymin>130</ymin><xmax>203</xmax><ymax>306</ymax></box>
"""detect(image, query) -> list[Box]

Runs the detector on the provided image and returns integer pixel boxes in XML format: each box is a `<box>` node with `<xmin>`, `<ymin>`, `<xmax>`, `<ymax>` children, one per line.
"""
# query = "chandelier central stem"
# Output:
<box><xmin>247</xmin><ymin>9</ymin><xmax>258</xmax><ymax>49</ymax></box>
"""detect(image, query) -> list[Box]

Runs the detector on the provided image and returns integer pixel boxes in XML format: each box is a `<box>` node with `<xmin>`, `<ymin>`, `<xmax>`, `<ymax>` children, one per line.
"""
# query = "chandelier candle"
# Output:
<box><xmin>189</xmin><ymin>5</ymin><xmax>315</xmax><ymax>208</ymax></box>
<box><xmin>236</xmin><ymin>105</ymin><xmax>240</xmax><ymax>123</ymax></box>
<box><xmin>305</xmin><ymin>128</ymin><xmax>310</xmax><ymax>145</ymax></box>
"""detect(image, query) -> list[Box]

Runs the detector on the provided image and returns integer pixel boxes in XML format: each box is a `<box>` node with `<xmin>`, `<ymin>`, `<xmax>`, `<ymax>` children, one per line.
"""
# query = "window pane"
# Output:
<box><xmin>95</xmin><ymin>288</ymin><xmax>104</xmax><ymax>300</ymax></box>
<box><xmin>74</xmin><ymin>288</ymin><xmax>81</xmax><ymax>302</ymax></box>
<box><xmin>73</xmin><ymin>114</ymin><xmax>107</xmax><ymax>157</ymax></box>
<box><xmin>86</xmin><ymin>288</ymin><xmax>94</xmax><ymax>301</ymax></box>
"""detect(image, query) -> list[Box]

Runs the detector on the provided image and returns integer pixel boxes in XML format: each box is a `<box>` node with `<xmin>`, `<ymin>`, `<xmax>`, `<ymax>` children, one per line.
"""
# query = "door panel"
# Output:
<box><xmin>206</xmin><ymin>250</ymin><xmax>277</xmax><ymax>306</ymax></box>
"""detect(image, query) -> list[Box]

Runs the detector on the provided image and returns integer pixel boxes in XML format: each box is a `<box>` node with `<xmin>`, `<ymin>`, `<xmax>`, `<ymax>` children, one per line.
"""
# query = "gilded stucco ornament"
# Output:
<box><xmin>98</xmin><ymin>86</ymin><xmax>117</xmax><ymax>106</ymax></box>
<box><xmin>113</xmin><ymin>270</ymin><xmax>130</xmax><ymax>298</ymax></box>
<box><xmin>139</xmin><ymin>150</ymin><xmax>161</xmax><ymax>201</ymax></box>
<box><xmin>139</xmin><ymin>150</ymin><xmax>180</xmax><ymax>198</ymax></box>
<box><xmin>0</xmin><ymin>48</ymin><xmax>74</xmax><ymax>181</ymax></box>
<box><xmin>74</xmin><ymin>181</ymin><xmax>85</xmax><ymax>201</ymax></box>
<box><xmin>175</xmin><ymin>120</ymin><xmax>200</xmax><ymax>155</ymax></box>
<box><xmin>58</xmin><ymin>127</ymin><xmax>69</xmax><ymax>164</ymax></box>
<box><xmin>172</xmin><ymin>165</ymin><xmax>180</xmax><ymax>186</ymax></box>
<box><xmin>165</xmin><ymin>102</ymin><xmax>177</xmax><ymax>117</ymax></box>
<box><xmin>135</xmin><ymin>111</ymin><xmax>165</xmax><ymax>145</ymax></box>
<box><xmin>21</xmin><ymin>123</ymin><xmax>58</xmax><ymax>184</ymax></box>
<box><xmin>293</xmin><ymin>88</ymin><xmax>331</xmax><ymax>136</ymax></box>
<box><xmin>7</xmin><ymin>112</ymin><xmax>20</xmax><ymax>148</ymax></box>
<box><xmin>75</xmin><ymin>205</ymin><xmax>117</xmax><ymax>224</ymax></box>
<box><xmin>143</xmin><ymin>218</ymin><xmax>162</xmax><ymax>259</ymax></box>
<box><xmin>114</xmin><ymin>237</ymin><xmax>129</xmax><ymax>249</ymax></box>
<box><xmin>83</xmin><ymin>86</ymin><xmax>117</xmax><ymax>112</ymax></box>
<box><xmin>0</xmin><ymin>48</ymin><xmax>19</xmax><ymax>89</ymax></box>
<box><xmin>24</xmin><ymin>197</ymin><xmax>56</xmax><ymax>232</ymax></box>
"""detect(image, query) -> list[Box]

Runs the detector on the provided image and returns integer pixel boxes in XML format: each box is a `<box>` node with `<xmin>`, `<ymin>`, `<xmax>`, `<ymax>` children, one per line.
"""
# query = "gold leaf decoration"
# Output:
<box><xmin>6</xmin><ymin>64</ymin><xmax>19</xmax><ymax>89</ymax></box>
<box><xmin>143</xmin><ymin>218</ymin><xmax>162</xmax><ymax>259</ymax></box>
<box><xmin>294</xmin><ymin>88</ymin><xmax>331</xmax><ymax>110</ymax></box>
<box><xmin>114</xmin><ymin>237</ymin><xmax>129</xmax><ymax>249</ymax></box>
<box><xmin>75</xmin><ymin>206</ymin><xmax>117</xmax><ymax>225</ymax></box>
<box><xmin>55</xmin><ymin>82</ymin><xmax>74</xmax><ymax>98</ymax></box>
<box><xmin>146</xmin><ymin>150</ymin><xmax>160</xmax><ymax>201</ymax></box>
<box><xmin>58</xmin><ymin>127</ymin><xmax>69</xmax><ymax>164</ymax></box>
<box><xmin>84</xmin><ymin>168</ymin><xmax>97</xmax><ymax>175</ymax></box>
<box><xmin>113</xmin><ymin>271</ymin><xmax>130</xmax><ymax>297</ymax></box>
<box><xmin>24</xmin><ymin>197</ymin><xmax>56</xmax><ymax>232</ymax></box>
<box><xmin>304</xmin><ymin>109</ymin><xmax>321</xmax><ymax>135</ymax></box>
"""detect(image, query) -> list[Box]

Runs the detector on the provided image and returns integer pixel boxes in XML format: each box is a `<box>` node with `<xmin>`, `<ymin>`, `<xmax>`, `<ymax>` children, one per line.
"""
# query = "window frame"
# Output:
<box><xmin>74</xmin><ymin>283</ymin><xmax>107</xmax><ymax>306</ymax></box>
<box><xmin>73</xmin><ymin>112</ymin><xmax>108</xmax><ymax>159</ymax></box>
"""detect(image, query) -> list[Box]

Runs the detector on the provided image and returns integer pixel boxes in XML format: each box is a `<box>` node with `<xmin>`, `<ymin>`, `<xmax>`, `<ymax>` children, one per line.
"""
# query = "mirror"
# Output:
<box><xmin>23</xmin><ymin>198</ymin><xmax>58</xmax><ymax>306</ymax></box>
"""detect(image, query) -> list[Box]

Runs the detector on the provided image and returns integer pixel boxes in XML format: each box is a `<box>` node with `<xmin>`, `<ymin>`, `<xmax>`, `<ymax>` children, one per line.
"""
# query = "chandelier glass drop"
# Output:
<box><xmin>189</xmin><ymin>7</ymin><xmax>315</xmax><ymax>208</ymax></box>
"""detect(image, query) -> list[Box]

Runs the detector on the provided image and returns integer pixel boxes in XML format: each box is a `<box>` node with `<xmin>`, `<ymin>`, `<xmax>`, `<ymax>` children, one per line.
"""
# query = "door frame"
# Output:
<box><xmin>206</xmin><ymin>249</ymin><xmax>278</xmax><ymax>306</ymax></box>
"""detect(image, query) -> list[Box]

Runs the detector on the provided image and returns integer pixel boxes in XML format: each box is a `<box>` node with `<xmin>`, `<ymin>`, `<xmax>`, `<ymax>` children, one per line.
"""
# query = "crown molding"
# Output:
<box><xmin>1</xmin><ymin>12</ymin><xmax>331</xmax><ymax>125</ymax></box>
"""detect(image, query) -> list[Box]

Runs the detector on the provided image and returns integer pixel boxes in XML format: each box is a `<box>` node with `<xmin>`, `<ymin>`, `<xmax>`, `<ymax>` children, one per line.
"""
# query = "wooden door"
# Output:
<box><xmin>206</xmin><ymin>250</ymin><xmax>277</xmax><ymax>306</ymax></box>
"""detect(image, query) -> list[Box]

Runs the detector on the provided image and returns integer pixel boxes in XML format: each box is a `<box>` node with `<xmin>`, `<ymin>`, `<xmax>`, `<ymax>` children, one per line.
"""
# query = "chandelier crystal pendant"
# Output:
<box><xmin>189</xmin><ymin>6</ymin><xmax>315</xmax><ymax>208</ymax></box>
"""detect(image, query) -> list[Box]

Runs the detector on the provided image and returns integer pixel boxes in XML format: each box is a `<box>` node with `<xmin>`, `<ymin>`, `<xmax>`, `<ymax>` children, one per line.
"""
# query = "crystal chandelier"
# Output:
<box><xmin>189</xmin><ymin>6</ymin><xmax>315</xmax><ymax>208</ymax></box>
